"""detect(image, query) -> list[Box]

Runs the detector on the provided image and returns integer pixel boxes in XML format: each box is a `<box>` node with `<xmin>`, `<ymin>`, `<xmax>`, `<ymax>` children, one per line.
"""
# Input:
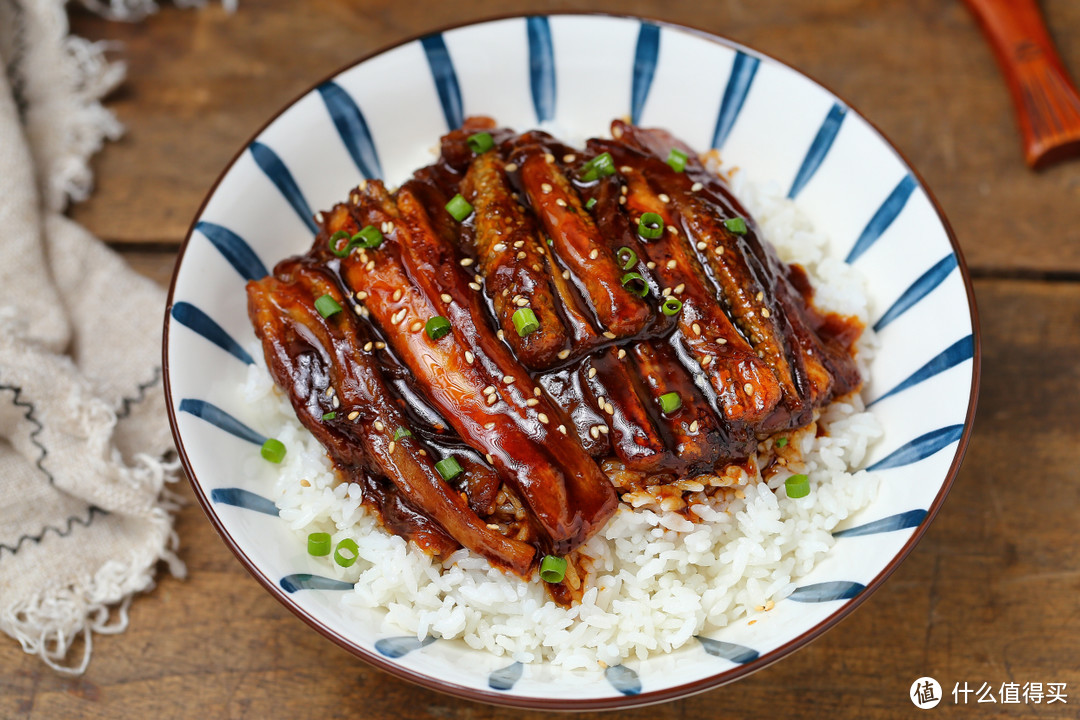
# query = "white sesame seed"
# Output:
<box><xmin>667</xmin><ymin>260</ymin><xmax>677</xmax><ymax>269</ymax></box>
<box><xmin>605</xmin><ymin>403</ymin><xmax>615</xmax><ymax>414</ymax></box>
<box><xmin>486</xmin><ymin>394</ymin><xmax>498</xmax><ymax>406</ymax></box>
<box><xmin>689</xmin><ymin>420</ymin><xmax>699</xmax><ymax>432</ymax></box>
<box><xmin>538</xmin><ymin>413</ymin><xmax>549</xmax><ymax>424</ymax></box>
<box><xmin>617</xmin><ymin>349</ymin><xmax>626</xmax><ymax>359</ymax></box>
<box><xmin>469</xmin><ymin>282</ymin><xmax>482</xmax><ymax>291</ymax></box>
<box><xmin>590</xmin><ymin>426</ymin><xmax>600</xmax><ymax>439</ymax></box>
<box><xmin>756</xmin><ymin>291</ymin><xmax>764</xmax><ymax>302</ymax></box>
<box><xmin>715</xmin><ymin>246</ymin><xmax>725</xmax><ymax>256</ymax></box>
<box><xmin>391</xmin><ymin>309</ymin><xmax>406</xmax><ymax>324</ymax></box>
<box><xmin>363</xmin><ymin>342</ymin><xmax>373</xmax><ymax>352</ymax></box>
<box><xmin>662</xmin><ymin>288</ymin><xmax>672</xmax><ymax>297</ymax></box>
<box><xmin>761</xmin><ymin>308</ymin><xmax>771</xmax><ymax>318</ymax></box>
<box><xmin>602</xmin><ymin>331</ymin><xmax>616</xmax><ymax>340</ymax></box>
<box><xmin>348</xmin><ymin>411</ymin><xmax>359</xmax><ymax>420</ymax></box>
<box><xmin>674</xmin><ymin>283</ymin><xmax>686</xmax><ymax>295</ymax></box>
<box><xmin>702</xmin><ymin>355</ymin><xmax>713</xmax><ymax>367</ymax></box>
<box><xmin>505</xmin><ymin>162</ymin><xmax>518</xmax><ymax>172</ymax></box>
<box><xmin>517</xmin><ymin>251</ymin><xmax>527</xmax><ymax>260</ymax></box>
<box><xmin>667</xmin><ymin>225</ymin><xmax>677</xmax><ymax>235</ymax></box>
<box><xmin>620</xmin><ymin>185</ymin><xmax>628</xmax><ymax>196</ymax></box>
<box><xmin>646</xmin><ymin>261</ymin><xmax>656</xmax><ymax>270</ymax></box>
<box><xmin>544</xmin><ymin>153</ymin><xmax>555</xmax><ymax>163</ymax></box>
<box><xmin>691</xmin><ymin>182</ymin><xmax>703</xmax><ymax>192</ymax></box>
<box><xmin>693</xmin><ymin>323</ymin><xmax>702</xmax><ymax>335</ymax></box>
<box><xmin>486</xmin><ymin>523</ymin><xmax>500</xmax><ymax>530</ymax></box>
<box><xmin>355</xmin><ymin>291</ymin><xmax>368</xmax><ymax>300</ymax></box>
<box><xmin>375</xmin><ymin>341</ymin><xmax>385</xmax><ymax>349</ymax></box>
<box><xmin>497</xmin><ymin>330</ymin><xmax>505</xmax><ymax>340</ymax></box>
<box><xmin>392</xmin><ymin>288</ymin><xmax>403</xmax><ymax>302</ymax></box>
<box><xmin>514</xmin><ymin>240</ymin><xmax>525</xmax><ymax>248</ymax></box>
<box><xmin>485</xmin><ymin>454</ymin><xmax>495</xmax><ymax>464</ymax></box>
<box><xmin>465</xmin><ymin>350</ymin><xmax>475</xmax><ymax>364</ymax></box>
<box><xmin>374</xmin><ymin>421</ymin><xmax>384</xmax><ymax>432</ymax></box>
<box><xmin>315</xmin><ymin>212</ymin><xmax>325</xmax><ymax>224</ymax></box>
<box><xmin>475</xmin><ymin>274</ymin><xmax>483</xmax><ymax>284</ymax></box>
<box><xmin>717</xmin><ymin>338</ymin><xmax>728</xmax><ymax>345</ymax></box>
<box><xmin>658</xmin><ymin>193</ymin><xmax>670</xmax><ymax>203</ymax></box>
<box><xmin>562</xmin><ymin>270</ymin><xmax>570</xmax><ymax>280</ymax></box>
<box><xmin>515</xmin><ymin>297</ymin><xmax>529</xmax><ymax>307</ymax></box>
<box><xmin>555</xmin><ymin>198</ymin><xmax>567</xmax><ymax>207</ymax></box>
<box><xmin>563</xmin><ymin>154</ymin><xmax>576</xmax><ymax>163</ymax></box>
<box><xmin>325</xmin><ymin>387</ymin><xmax>335</xmax><ymax>397</ymax></box>
<box><xmin>483</xmin><ymin>386</ymin><xmax>496</xmax><ymax>395</ymax></box>
<box><xmin>541</xmin><ymin>183</ymin><xmax>552</xmax><ymax>194</ymax></box>
<box><xmin>588</xmin><ymin>367</ymin><xmax>597</xmax><ymax>379</ymax></box>
<box><xmin>526</xmin><ymin>398</ymin><xmax>539</xmax><ymax>406</ymax></box>
<box><xmin>744</xmin><ymin>383</ymin><xmax>754</xmax><ymax>394</ymax></box>
<box><xmin>558</xmin><ymin>349</ymin><xmax>570</xmax><ymax>359</ymax></box>
<box><xmin>531</xmin><ymin>264</ymin><xmax>542</xmax><ymax>272</ymax></box>
<box><xmin>440</xmin><ymin>293</ymin><xmax>452</xmax><ymax>303</ymax></box>
<box><xmin>484</xmin><ymin>422</ymin><xmax>495</xmax><ymax>430</ymax></box>
<box><xmin>410</xmin><ymin>320</ymin><xmax>423</xmax><ymax>332</ymax></box>
<box><xmin>492</xmin><ymin>243</ymin><xmax>507</xmax><ymax>252</ymax></box>
<box><xmin>696</xmin><ymin>241</ymin><xmax>707</xmax><ymax>251</ymax></box>
<box><xmin>332</xmin><ymin>396</ymin><xmax>340</xmax><ymax>409</ymax></box>
<box><xmin>419</xmin><ymin>449</ymin><xmax>427</xmax><ymax>456</ymax></box>
<box><xmin>589</xmin><ymin>249</ymin><xmax>599</xmax><ymax>260</ymax></box>
<box><xmin>557</xmin><ymin>425</ymin><xmax>567</xmax><ymax>435</ymax></box>
<box><xmin>534</xmin><ymin>387</ymin><xmax>542</xmax><ymax>397</ymax></box>
<box><xmin>503</xmin><ymin>375</ymin><xmax>515</xmax><ymax>384</ymax></box>
<box><xmin>365</xmin><ymin>260</ymin><xmax>375</xmax><ymax>271</ymax></box>
<box><xmin>619</xmin><ymin>165</ymin><xmax>632</xmax><ymax>173</ymax></box>
<box><xmin>460</xmin><ymin>258</ymin><xmax>474</xmax><ymax>267</ymax></box>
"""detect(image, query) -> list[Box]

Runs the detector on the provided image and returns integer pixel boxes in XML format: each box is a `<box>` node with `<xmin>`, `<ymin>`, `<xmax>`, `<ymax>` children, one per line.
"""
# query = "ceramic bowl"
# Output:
<box><xmin>164</xmin><ymin>13</ymin><xmax>980</xmax><ymax>709</ymax></box>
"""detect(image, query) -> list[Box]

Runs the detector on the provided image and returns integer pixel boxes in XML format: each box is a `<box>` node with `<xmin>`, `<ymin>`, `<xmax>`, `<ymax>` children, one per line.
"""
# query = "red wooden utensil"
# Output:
<box><xmin>962</xmin><ymin>0</ymin><xmax>1080</xmax><ymax>168</ymax></box>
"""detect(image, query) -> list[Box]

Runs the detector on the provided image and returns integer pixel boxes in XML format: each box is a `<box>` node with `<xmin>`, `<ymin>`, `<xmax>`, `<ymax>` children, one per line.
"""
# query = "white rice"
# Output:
<box><xmin>238</xmin><ymin>177</ymin><xmax>882</xmax><ymax>668</ymax></box>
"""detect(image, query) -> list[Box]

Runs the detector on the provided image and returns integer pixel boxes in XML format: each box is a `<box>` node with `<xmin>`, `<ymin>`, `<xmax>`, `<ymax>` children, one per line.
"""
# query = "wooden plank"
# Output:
<box><xmin>1</xmin><ymin>274</ymin><xmax>1077</xmax><ymax>718</ymax></box>
<box><xmin>68</xmin><ymin>0</ymin><xmax>1080</xmax><ymax>274</ymax></box>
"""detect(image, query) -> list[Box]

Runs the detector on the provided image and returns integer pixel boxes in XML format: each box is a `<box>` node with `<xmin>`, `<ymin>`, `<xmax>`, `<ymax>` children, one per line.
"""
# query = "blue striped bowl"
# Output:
<box><xmin>164</xmin><ymin>14</ymin><xmax>979</xmax><ymax>709</ymax></box>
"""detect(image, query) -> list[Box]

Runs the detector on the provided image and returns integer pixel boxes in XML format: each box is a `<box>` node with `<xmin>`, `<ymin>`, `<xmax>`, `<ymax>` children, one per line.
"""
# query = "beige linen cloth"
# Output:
<box><xmin>0</xmin><ymin>0</ymin><xmax>196</xmax><ymax>673</ymax></box>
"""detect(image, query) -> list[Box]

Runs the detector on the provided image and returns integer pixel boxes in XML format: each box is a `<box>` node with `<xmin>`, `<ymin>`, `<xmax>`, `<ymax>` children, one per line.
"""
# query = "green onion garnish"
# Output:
<box><xmin>620</xmin><ymin>272</ymin><xmax>649</xmax><ymax>298</ymax></box>
<box><xmin>260</xmin><ymin>438</ymin><xmax>286</xmax><ymax>463</ymax></box>
<box><xmin>425</xmin><ymin>315</ymin><xmax>452</xmax><ymax>340</ymax></box>
<box><xmin>307</xmin><ymin>532</ymin><xmax>331</xmax><ymax>556</ymax></box>
<box><xmin>616</xmin><ymin>246</ymin><xmax>637</xmax><ymax>270</ymax></box>
<box><xmin>315</xmin><ymin>294</ymin><xmax>342</xmax><ymax>318</ymax></box>
<box><xmin>785</xmin><ymin>474</ymin><xmax>810</xmax><ymax>499</ymax></box>
<box><xmin>446</xmin><ymin>194</ymin><xmax>473</xmax><ymax>222</ymax></box>
<box><xmin>666</xmin><ymin>148</ymin><xmax>688</xmax><ymax>172</ymax></box>
<box><xmin>513</xmin><ymin>307</ymin><xmax>540</xmax><ymax>337</ymax></box>
<box><xmin>637</xmin><ymin>212</ymin><xmax>664</xmax><ymax>239</ymax></box>
<box><xmin>328</xmin><ymin>230</ymin><xmax>352</xmax><ymax>257</ymax></box>
<box><xmin>352</xmin><ymin>225</ymin><xmax>383</xmax><ymax>249</ymax></box>
<box><xmin>322</xmin><ymin>412</ymin><xmax>336</xmax><ymax>421</ymax></box>
<box><xmin>334</xmin><ymin>538</ymin><xmax>359</xmax><ymax>567</ymax></box>
<box><xmin>724</xmin><ymin>217</ymin><xmax>748</xmax><ymax>235</ymax></box>
<box><xmin>393</xmin><ymin>427</ymin><xmax>412</xmax><ymax>442</ymax></box>
<box><xmin>579</xmin><ymin>152</ymin><xmax>615</xmax><ymax>182</ymax></box>
<box><xmin>775</xmin><ymin>437</ymin><xmax>789</xmax><ymax>448</ymax></box>
<box><xmin>661</xmin><ymin>296</ymin><xmax>683</xmax><ymax>316</ymax></box>
<box><xmin>585</xmin><ymin>197</ymin><xmax>597</xmax><ymax>211</ymax></box>
<box><xmin>658</xmin><ymin>392</ymin><xmax>682</xmax><ymax>414</ymax></box>
<box><xmin>539</xmin><ymin>555</ymin><xmax>567</xmax><ymax>584</ymax></box>
<box><xmin>467</xmin><ymin>131</ymin><xmax>495</xmax><ymax>154</ymax></box>
<box><xmin>435</xmin><ymin>456</ymin><xmax>463</xmax><ymax>481</ymax></box>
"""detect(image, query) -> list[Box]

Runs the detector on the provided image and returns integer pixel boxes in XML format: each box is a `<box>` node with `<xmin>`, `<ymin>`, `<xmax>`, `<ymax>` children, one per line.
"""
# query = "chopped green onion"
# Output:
<box><xmin>775</xmin><ymin>437</ymin><xmax>789</xmax><ymax>448</ymax></box>
<box><xmin>435</xmin><ymin>456</ymin><xmax>463</xmax><ymax>481</ymax></box>
<box><xmin>539</xmin><ymin>555</ymin><xmax>567</xmax><ymax>584</ymax></box>
<box><xmin>616</xmin><ymin>246</ymin><xmax>637</xmax><ymax>270</ymax></box>
<box><xmin>658</xmin><ymin>391</ymin><xmax>682</xmax><ymax>414</ymax></box>
<box><xmin>321</xmin><ymin>412</ymin><xmax>337</xmax><ymax>421</ymax></box>
<box><xmin>724</xmin><ymin>217</ymin><xmax>748</xmax><ymax>235</ymax></box>
<box><xmin>585</xmin><ymin>197</ymin><xmax>598</xmax><ymax>211</ymax></box>
<box><xmin>352</xmin><ymin>225</ymin><xmax>383</xmax><ymax>249</ymax></box>
<box><xmin>307</xmin><ymin>532</ymin><xmax>331</xmax><ymax>556</ymax></box>
<box><xmin>392</xmin><ymin>427</ymin><xmax>412</xmax><ymax>442</ymax></box>
<box><xmin>785</xmin><ymin>474</ymin><xmax>810</xmax><ymax>499</ymax></box>
<box><xmin>662</xmin><ymin>296</ymin><xmax>683</xmax><ymax>316</ymax></box>
<box><xmin>579</xmin><ymin>152</ymin><xmax>615</xmax><ymax>182</ymax></box>
<box><xmin>467</xmin><ymin>131</ymin><xmax>495</xmax><ymax>154</ymax></box>
<box><xmin>425</xmin><ymin>315</ymin><xmax>452</xmax><ymax>340</ymax></box>
<box><xmin>446</xmin><ymin>194</ymin><xmax>473</xmax><ymax>222</ymax></box>
<box><xmin>315</xmin><ymin>294</ymin><xmax>342</xmax><ymax>318</ymax></box>
<box><xmin>334</xmin><ymin>538</ymin><xmax>359</xmax><ymax>567</ymax></box>
<box><xmin>620</xmin><ymin>272</ymin><xmax>649</xmax><ymax>298</ymax></box>
<box><xmin>513</xmin><ymin>307</ymin><xmax>540</xmax><ymax>337</ymax></box>
<box><xmin>637</xmin><ymin>212</ymin><xmax>664</xmax><ymax>239</ymax></box>
<box><xmin>666</xmin><ymin>147</ymin><xmax>688</xmax><ymax>173</ymax></box>
<box><xmin>328</xmin><ymin>230</ymin><xmax>352</xmax><ymax>257</ymax></box>
<box><xmin>260</xmin><ymin>438</ymin><xmax>286</xmax><ymax>463</ymax></box>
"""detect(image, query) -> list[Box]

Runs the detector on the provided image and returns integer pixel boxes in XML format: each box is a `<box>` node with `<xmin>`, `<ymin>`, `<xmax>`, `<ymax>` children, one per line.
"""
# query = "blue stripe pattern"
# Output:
<box><xmin>787</xmin><ymin>102</ymin><xmax>846</xmax><ymax>199</ymax></box>
<box><xmin>489</xmin><ymin>662</ymin><xmax>524</xmax><ymax>691</ymax></box>
<box><xmin>605</xmin><ymin>665</ymin><xmax>641</xmax><ymax>695</ymax></box>
<box><xmin>178</xmin><ymin>399</ymin><xmax>266</xmax><ymax>445</ymax></box>
<box><xmin>375</xmin><ymin>636</ymin><xmax>437</xmax><ymax>658</ymax></box>
<box><xmin>869</xmin><ymin>335</ymin><xmax>974</xmax><ymax>406</ymax></box>
<box><xmin>280</xmin><ymin>574</ymin><xmax>354</xmax><ymax>593</ymax></box>
<box><xmin>170</xmin><ymin>302</ymin><xmax>253</xmax><ymax>365</ymax></box>
<box><xmin>833</xmin><ymin>509</ymin><xmax>928</xmax><ymax>538</ymax></box>
<box><xmin>420</xmin><ymin>34</ymin><xmax>464</xmax><ymax>130</ymax></box>
<box><xmin>696</xmin><ymin>637</ymin><xmax>759</xmax><ymax>664</ymax></box>
<box><xmin>873</xmin><ymin>255</ymin><xmax>958</xmax><ymax>331</ymax></box>
<box><xmin>317</xmin><ymin>82</ymin><xmax>383</xmax><ymax>179</ymax></box>
<box><xmin>249</xmin><ymin>142</ymin><xmax>317</xmax><ymax>233</ymax></box>
<box><xmin>867</xmin><ymin>425</ymin><xmax>965</xmax><ymax>471</ymax></box>
<box><xmin>210</xmin><ymin>488</ymin><xmax>279</xmax><ymax>516</ymax></box>
<box><xmin>527</xmin><ymin>16</ymin><xmax>556</xmax><ymax>122</ymax></box>
<box><xmin>630</xmin><ymin>22</ymin><xmax>660</xmax><ymax>124</ymax></box>
<box><xmin>845</xmin><ymin>175</ymin><xmax>918</xmax><ymax>263</ymax></box>
<box><xmin>711</xmin><ymin>51</ymin><xmax>759</xmax><ymax>149</ymax></box>
<box><xmin>195</xmin><ymin>221</ymin><xmax>268</xmax><ymax>281</ymax></box>
<box><xmin>789</xmin><ymin>581</ymin><xmax>865</xmax><ymax>602</ymax></box>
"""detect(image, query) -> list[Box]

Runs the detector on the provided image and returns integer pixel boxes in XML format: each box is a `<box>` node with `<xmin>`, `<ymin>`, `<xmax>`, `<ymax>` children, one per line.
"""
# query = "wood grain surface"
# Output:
<box><xmin>3</xmin><ymin>1</ymin><xmax>1079</xmax><ymax>717</ymax></box>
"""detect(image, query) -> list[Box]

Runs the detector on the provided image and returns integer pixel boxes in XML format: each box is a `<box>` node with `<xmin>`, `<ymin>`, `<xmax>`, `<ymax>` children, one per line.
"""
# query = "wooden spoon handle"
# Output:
<box><xmin>962</xmin><ymin>0</ymin><xmax>1080</xmax><ymax>168</ymax></box>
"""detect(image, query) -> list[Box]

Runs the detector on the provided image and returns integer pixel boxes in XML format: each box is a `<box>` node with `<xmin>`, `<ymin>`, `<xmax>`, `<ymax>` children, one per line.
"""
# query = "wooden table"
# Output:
<box><xmin>4</xmin><ymin>0</ymin><xmax>1079</xmax><ymax>717</ymax></box>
